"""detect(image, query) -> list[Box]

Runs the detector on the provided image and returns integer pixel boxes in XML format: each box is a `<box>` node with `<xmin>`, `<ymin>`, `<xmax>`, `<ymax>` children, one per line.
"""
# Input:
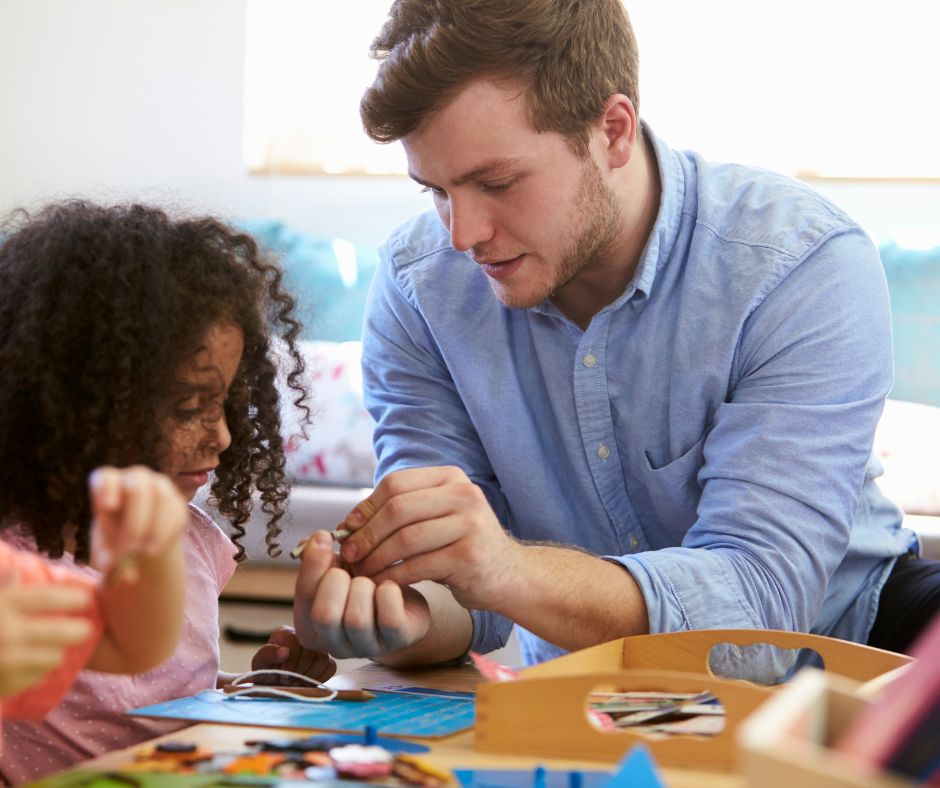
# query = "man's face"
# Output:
<box><xmin>402</xmin><ymin>79</ymin><xmax>622</xmax><ymax>310</ymax></box>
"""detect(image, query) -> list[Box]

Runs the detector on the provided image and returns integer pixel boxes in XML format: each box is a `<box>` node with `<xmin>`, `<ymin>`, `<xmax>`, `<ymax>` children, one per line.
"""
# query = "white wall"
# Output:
<box><xmin>0</xmin><ymin>0</ymin><xmax>937</xmax><ymax>247</ymax></box>
<box><xmin>0</xmin><ymin>0</ymin><xmax>430</xmax><ymax>245</ymax></box>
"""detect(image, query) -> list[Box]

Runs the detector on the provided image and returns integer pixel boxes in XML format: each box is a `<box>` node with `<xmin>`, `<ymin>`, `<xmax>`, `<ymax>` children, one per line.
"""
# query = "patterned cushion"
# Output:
<box><xmin>281</xmin><ymin>341</ymin><xmax>376</xmax><ymax>487</ymax></box>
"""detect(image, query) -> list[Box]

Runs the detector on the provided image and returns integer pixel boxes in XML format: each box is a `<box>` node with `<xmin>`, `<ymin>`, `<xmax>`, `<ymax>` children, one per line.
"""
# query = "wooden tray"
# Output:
<box><xmin>475</xmin><ymin>630</ymin><xmax>912</xmax><ymax>770</ymax></box>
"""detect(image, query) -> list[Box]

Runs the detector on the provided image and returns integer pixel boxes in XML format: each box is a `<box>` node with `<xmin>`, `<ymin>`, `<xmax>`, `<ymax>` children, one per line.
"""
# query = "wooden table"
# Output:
<box><xmin>60</xmin><ymin>663</ymin><xmax>742</xmax><ymax>788</ymax></box>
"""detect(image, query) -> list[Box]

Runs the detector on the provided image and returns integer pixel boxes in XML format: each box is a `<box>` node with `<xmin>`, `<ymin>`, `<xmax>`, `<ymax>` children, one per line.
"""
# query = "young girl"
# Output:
<box><xmin>0</xmin><ymin>201</ymin><xmax>334</xmax><ymax>784</ymax></box>
<box><xmin>1</xmin><ymin>466</ymin><xmax>187</xmax><ymax>724</ymax></box>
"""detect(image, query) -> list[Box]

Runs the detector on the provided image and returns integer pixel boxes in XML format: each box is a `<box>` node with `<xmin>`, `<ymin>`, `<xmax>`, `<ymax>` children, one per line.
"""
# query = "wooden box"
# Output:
<box><xmin>737</xmin><ymin>668</ymin><xmax>917</xmax><ymax>787</ymax></box>
<box><xmin>474</xmin><ymin>630</ymin><xmax>911</xmax><ymax>771</ymax></box>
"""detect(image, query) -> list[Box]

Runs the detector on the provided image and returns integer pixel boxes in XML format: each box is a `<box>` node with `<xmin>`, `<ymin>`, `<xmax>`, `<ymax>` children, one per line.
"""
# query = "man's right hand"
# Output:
<box><xmin>0</xmin><ymin>585</ymin><xmax>94</xmax><ymax>699</ymax></box>
<box><xmin>292</xmin><ymin>529</ymin><xmax>431</xmax><ymax>659</ymax></box>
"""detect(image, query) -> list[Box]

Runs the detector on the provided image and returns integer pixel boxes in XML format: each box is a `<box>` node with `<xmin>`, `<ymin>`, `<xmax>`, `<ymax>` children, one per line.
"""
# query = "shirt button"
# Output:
<box><xmin>597</xmin><ymin>444</ymin><xmax>610</xmax><ymax>460</ymax></box>
<box><xmin>629</xmin><ymin>535</ymin><xmax>639</xmax><ymax>550</ymax></box>
<box><xmin>582</xmin><ymin>353</ymin><xmax>597</xmax><ymax>368</ymax></box>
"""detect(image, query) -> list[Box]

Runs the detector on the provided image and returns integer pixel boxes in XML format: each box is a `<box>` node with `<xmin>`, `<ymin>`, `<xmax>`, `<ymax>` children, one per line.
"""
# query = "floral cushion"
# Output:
<box><xmin>281</xmin><ymin>341</ymin><xmax>376</xmax><ymax>487</ymax></box>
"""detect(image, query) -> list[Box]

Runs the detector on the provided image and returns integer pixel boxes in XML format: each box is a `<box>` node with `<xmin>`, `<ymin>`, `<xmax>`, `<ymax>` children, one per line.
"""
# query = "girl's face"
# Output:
<box><xmin>159</xmin><ymin>321</ymin><xmax>244</xmax><ymax>502</ymax></box>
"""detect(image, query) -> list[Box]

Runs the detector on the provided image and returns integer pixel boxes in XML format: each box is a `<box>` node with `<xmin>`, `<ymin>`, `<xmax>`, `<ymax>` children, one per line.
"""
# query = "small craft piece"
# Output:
<box><xmin>290</xmin><ymin>527</ymin><xmax>352</xmax><ymax>559</ymax></box>
<box><xmin>222</xmin><ymin>685</ymin><xmax>375</xmax><ymax>701</ymax></box>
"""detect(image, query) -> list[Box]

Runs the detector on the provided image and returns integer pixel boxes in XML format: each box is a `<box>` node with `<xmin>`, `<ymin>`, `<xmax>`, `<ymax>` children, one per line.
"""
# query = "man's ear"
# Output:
<box><xmin>597</xmin><ymin>94</ymin><xmax>637</xmax><ymax>170</ymax></box>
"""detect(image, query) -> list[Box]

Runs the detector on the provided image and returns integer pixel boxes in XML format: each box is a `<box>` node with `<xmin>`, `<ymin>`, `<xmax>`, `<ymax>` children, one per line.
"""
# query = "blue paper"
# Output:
<box><xmin>129</xmin><ymin>689</ymin><xmax>474</xmax><ymax>738</ymax></box>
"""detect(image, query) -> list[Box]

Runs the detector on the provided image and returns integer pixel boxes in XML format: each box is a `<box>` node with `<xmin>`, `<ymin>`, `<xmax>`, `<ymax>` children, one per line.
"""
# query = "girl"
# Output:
<box><xmin>1</xmin><ymin>466</ymin><xmax>187</xmax><ymax>725</ymax></box>
<box><xmin>0</xmin><ymin>201</ymin><xmax>334</xmax><ymax>784</ymax></box>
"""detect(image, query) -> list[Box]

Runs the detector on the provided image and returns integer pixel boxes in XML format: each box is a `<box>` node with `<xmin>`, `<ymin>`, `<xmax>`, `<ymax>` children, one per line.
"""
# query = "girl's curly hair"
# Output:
<box><xmin>0</xmin><ymin>200</ymin><xmax>309</xmax><ymax>563</ymax></box>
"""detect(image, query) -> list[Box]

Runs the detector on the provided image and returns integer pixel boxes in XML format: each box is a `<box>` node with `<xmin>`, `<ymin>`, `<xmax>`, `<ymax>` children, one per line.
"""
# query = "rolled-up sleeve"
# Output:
<box><xmin>613</xmin><ymin>229</ymin><xmax>894</xmax><ymax>678</ymax></box>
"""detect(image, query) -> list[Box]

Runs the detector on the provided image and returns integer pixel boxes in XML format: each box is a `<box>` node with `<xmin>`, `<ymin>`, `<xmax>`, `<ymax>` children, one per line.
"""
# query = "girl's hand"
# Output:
<box><xmin>88</xmin><ymin>466</ymin><xmax>188</xmax><ymax>584</ymax></box>
<box><xmin>0</xmin><ymin>584</ymin><xmax>94</xmax><ymax>698</ymax></box>
<box><xmin>250</xmin><ymin>625</ymin><xmax>337</xmax><ymax>684</ymax></box>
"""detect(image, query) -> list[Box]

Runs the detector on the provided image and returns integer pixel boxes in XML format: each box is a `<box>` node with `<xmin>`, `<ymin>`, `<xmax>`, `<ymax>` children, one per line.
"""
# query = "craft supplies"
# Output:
<box><xmin>290</xmin><ymin>527</ymin><xmax>352</xmax><ymax>559</ymax></box>
<box><xmin>130</xmin><ymin>687</ymin><xmax>475</xmax><ymax>738</ymax></box>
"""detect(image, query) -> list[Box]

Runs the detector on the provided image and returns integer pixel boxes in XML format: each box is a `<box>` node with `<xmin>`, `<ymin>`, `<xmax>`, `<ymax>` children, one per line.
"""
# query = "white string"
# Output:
<box><xmin>215</xmin><ymin>668</ymin><xmax>338</xmax><ymax>704</ymax></box>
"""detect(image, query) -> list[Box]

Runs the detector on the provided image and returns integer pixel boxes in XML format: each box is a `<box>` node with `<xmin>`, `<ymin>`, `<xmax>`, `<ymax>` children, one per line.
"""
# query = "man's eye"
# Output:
<box><xmin>420</xmin><ymin>185</ymin><xmax>447</xmax><ymax>197</ymax></box>
<box><xmin>482</xmin><ymin>180</ymin><xmax>515</xmax><ymax>193</ymax></box>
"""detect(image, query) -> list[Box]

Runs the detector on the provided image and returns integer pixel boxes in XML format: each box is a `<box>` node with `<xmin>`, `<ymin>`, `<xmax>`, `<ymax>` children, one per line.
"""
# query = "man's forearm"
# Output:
<box><xmin>493</xmin><ymin>544</ymin><xmax>649</xmax><ymax>652</ymax></box>
<box><xmin>373</xmin><ymin>581</ymin><xmax>473</xmax><ymax>668</ymax></box>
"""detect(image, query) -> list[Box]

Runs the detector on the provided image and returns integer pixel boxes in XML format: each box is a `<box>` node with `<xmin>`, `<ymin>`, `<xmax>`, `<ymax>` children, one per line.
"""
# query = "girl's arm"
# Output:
<box><xmin>83</xmin><ymin>467</ymin><xmax>187</xmax><ymax>675</ymax></box>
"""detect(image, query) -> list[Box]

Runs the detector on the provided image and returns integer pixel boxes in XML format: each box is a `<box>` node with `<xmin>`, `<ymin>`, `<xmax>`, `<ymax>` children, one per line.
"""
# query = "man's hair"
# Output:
<box><xmin>360</xmin><ymin>0</ymin><xmax>640</xmax><ymax>155</ymax></box>
<box><xmin>0</xmin><ymin>200</ymin><xmax>309</xmax><ymax>563</ymax></box>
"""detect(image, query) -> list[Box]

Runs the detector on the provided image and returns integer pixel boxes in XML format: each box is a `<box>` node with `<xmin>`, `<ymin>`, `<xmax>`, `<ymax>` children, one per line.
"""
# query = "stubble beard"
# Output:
<box><xmin>489</xmin><ymin>159</ymin><xmax>622</xmax><ymax>310</ymax></box>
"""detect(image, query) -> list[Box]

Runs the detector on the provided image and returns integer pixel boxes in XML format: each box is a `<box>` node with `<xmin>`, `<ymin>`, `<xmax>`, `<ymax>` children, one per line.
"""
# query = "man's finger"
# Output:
<box><xmin>294</xmin><ymin>531</ymin><xmax>337</xmax><ymax>600</ymax></box>
<box><xmin>343</xmin><ymin>576</ymin><xmax>382</xmax><ymax>656</ymax></box>
<box><xmin>294</xmin><ymin>566</ymin><xmax>356</xmax><ymax>657</ymax></box>
<box><xmin>374</xmin><ymin>580</ymin><xmax>420</xmax><ymax>652</ymax></box>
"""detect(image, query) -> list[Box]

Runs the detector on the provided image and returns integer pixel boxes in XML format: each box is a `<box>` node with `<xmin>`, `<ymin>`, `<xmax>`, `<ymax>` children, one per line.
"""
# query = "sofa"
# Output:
<box><xmin>219</xmin><ymin>221</ymin><xmax>940</xmax><ymax>563</ymax></box>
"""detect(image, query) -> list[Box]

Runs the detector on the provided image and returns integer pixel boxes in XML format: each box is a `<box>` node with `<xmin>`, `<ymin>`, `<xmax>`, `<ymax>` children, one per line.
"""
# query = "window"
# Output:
<box><xmin>244</xmin><ymin>0</ymin><xmax>405</xmax><ymax>175</ymax></box>
<box><xmin>244</xmin><ymin>0</ymin><xmax>940</xmax><ymax>180</ymax></box>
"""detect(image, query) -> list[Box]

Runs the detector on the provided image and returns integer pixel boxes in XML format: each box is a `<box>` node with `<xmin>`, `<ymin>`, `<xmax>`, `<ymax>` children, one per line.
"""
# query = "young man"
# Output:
<box><xmin>294</xmin><ymin>0</ymin><xmax>937</xmax><ymax>680</ymax></box>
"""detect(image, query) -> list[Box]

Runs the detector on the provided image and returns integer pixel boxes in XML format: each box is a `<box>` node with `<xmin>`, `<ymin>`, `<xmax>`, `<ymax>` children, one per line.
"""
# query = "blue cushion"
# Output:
<box><xmin>239</xmin><ymin>219</ymin><xmax>379</xmax><ymax>343</ymax></box>
<box><xmin>880</xmin><ymin>241</ymin><xmax>940</xmax><ymax>407</ymax></box>
<box><xmin>239</xmin><ymin>221</ymin><xmax>940</xmax><ymax>406</ymax></box>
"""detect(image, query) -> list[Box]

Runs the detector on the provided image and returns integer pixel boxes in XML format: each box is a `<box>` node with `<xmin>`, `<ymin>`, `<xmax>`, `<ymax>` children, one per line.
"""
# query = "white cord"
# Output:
<box><xmin>219</xmin><ymin>668</ymin><xmax>338</xmax><ymax>703</ymax></box>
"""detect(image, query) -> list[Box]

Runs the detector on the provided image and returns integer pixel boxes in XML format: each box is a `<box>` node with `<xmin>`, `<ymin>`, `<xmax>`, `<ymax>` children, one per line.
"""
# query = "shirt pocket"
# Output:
<box><xmin>631</xmin><ymin>432</ymin><xmax>708</xmax><ymax>548</ymax></box>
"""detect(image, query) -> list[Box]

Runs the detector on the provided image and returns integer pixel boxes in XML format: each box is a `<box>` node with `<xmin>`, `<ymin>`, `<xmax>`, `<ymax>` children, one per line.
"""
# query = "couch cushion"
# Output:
<box><xmin>280</xmin><ymin>340</ymin><xmax>376</xmax><ymax>487</ymax></box>
<box><xmin>240</xmin><ymin>219</ymin><xmax>379</xmax><ymax>343</ymax></box>
<box><xmin>880</xmin><ymin>241</ymin><xmax>940</xmax><ymax>408</ymax></box>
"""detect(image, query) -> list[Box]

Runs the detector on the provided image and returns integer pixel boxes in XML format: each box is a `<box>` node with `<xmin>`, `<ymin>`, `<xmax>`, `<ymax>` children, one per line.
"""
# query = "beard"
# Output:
<box><xmin>489</xmin><ymin>158</ymin><xmax>622</xmax><ymax>310</ymax></box>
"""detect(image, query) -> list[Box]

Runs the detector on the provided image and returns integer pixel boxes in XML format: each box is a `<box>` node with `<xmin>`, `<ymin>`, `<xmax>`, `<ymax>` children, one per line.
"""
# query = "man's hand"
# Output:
<box><xmin>293</xmin><ymin>530</ymin><xmax>432</xmax><ymax>658</ymax></box>
<box><xmin>337</xmin><ymin>466</ymin><xmax>522</xmax><ymax>611</ymax></box>
<box><xmin>250</xmin><ymin>625</ymin><xmax>336</xmax><ymax>684</ymax></box>
<box><xmin>0</xmin><ymin>585</ymin><xmax>94</xmax><ymax>699</ymax></box>
<box><xmin>88</xmin><ymin>465</ymin><xmax>188</xmax><ymax>585</ymax></box>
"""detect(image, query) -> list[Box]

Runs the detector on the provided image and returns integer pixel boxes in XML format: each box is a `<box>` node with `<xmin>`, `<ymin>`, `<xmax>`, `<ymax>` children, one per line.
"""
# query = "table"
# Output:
<box><xmin>58</xmin><ymin>663</ymin><xmax>742</xmax><ymax>788</ymax></box>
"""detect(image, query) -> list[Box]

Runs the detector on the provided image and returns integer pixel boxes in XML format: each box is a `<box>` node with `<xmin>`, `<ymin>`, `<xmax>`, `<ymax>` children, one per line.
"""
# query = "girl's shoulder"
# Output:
<box><xmin>185</xmin><ymin>503</ymin><xmax>238</xmax><ymax>586</ymax></box>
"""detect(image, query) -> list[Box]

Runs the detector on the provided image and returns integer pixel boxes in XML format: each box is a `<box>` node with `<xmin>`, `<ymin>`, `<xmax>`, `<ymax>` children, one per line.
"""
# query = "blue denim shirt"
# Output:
<box><xmin>361</xmin><ymin>127</ymin><xmax>916</xmax><ymax>681</ymax></box>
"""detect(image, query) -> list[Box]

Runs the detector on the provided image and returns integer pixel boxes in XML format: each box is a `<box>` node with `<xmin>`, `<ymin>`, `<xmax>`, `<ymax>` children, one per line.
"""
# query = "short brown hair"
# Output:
<box><xmin>360</xmin><ymin>0</ymin><xmax>640</xmax><ymax>155</ymax></box>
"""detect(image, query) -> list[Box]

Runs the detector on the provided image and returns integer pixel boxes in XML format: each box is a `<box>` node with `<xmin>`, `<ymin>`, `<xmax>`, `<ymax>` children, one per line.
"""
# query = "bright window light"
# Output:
<box><xmin>244</xmin><ymin>0</ymin><xmax>940</xmax><ymax>180</ymax></box>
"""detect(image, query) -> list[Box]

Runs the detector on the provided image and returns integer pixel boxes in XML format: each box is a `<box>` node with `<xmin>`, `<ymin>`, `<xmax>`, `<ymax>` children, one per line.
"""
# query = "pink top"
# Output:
<box><xmin>0</xmin><ymin>542</ymin><xmax>103</xmax><ymax>721</ymax></box>
<box><xmin>0</xmin><ymin>505</ymin><xmax>236</xmax><ymax>785</ymax></box>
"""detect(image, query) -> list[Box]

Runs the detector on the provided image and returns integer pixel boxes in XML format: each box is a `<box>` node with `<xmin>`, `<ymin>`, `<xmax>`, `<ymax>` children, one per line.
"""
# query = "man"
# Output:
<box><xmin>293</xmin><ymin>0</ymin><xmax>937</xmax><ymax>680</ymax></box>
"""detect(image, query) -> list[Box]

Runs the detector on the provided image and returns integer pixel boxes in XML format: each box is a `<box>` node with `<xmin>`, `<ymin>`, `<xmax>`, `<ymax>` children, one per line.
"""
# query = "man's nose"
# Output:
<box><xmin>447</xmin><ymin>194</ymin><xmax>495</xmax><ymax>252</ymax></box>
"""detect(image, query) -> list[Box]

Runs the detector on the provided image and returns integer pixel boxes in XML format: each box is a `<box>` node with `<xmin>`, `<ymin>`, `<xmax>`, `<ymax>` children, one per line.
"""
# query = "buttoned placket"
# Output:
<box><xmin>571</xmin><ymin>309</ymin><xmax>647</xmax><ymax>555</ymax></box>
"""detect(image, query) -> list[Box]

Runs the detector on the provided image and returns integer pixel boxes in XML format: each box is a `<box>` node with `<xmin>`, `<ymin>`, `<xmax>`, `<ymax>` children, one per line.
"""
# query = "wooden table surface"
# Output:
<box><xmin>62</xmin><ymin>663</ymin><xmax>743</xmax><ymax>788</ymax></box>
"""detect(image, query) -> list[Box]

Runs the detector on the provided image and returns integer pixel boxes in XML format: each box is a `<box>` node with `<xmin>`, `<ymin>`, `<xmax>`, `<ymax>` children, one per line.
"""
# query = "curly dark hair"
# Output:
<box><xmin>0</xmin><ymin>200</ymin><xmax>309</xmax><ymax>563</ymax></box>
